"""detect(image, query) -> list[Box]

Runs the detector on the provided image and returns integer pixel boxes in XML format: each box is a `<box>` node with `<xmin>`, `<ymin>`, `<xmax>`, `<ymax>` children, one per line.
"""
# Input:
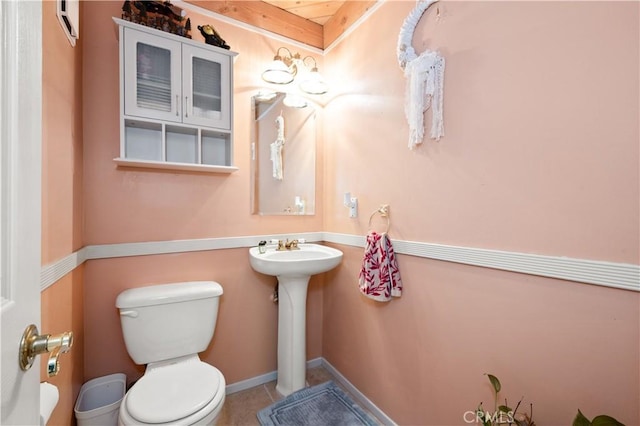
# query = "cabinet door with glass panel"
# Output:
<box><xmin>123</xmin><ymin>28</ymin><xmax>183</xmax><ymax>122</ymax></box>
<box><xmin>123</xmin><ymin>28</ymin><xmax>231</xmax><ymax>130</ymax></box>
<box><xmin>182</xmin><ymin>44</ymin><xmax>230</xmax><ymax>130</ymax></box>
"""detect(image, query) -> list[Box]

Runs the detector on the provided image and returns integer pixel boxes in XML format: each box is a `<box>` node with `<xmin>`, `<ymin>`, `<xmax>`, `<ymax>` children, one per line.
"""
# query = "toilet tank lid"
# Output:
<box><xmin>116</xmin><ymin>281</ymin><xmax>223</xmax><ymax>308</ymax></box>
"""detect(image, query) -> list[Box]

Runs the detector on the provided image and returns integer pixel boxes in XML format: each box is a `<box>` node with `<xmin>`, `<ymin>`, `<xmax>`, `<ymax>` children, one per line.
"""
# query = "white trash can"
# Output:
<box><xmin>74</xmin><ymin>373</ymin><xmax>126</xmax><ymax>426</ymax></box>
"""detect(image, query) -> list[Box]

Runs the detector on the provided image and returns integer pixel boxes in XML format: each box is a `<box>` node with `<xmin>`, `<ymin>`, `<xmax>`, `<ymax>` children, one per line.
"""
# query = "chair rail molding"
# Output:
<box><xmin>41</xmin><ymin>232</ymin><xmax>639</xmax><ymax>293</ymax></box>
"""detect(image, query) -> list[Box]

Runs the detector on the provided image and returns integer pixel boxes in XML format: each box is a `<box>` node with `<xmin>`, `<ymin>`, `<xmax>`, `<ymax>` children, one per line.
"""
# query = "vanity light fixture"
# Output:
<box><xmin>261</xmin><ymin>47</ymin><xmax>328</xmax><ymax>95</ymax></box>
<box><xmin>261</xmin><ymin>47</ymin><xmax>295</xmax><ymax>84</ymax></box>
<box><xmin>297</xmin><ymin>56</ymin><xmax>328</xmax><ymax>95</ymax></box>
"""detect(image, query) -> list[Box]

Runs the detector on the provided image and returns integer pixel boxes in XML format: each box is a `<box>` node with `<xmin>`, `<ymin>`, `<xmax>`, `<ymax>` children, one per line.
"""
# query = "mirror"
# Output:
<box><xmin>251</xmin><ymin>92</ymin><xmax>316</xmax><ymax>215</ymax></box>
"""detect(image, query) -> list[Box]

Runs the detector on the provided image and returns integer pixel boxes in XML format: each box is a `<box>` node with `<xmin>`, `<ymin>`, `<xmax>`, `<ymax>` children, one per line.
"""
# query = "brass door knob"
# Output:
<box><xmin>19</xmin><ymin>324</ymin><xmax>73</xmax><ymax>377</ymax></box>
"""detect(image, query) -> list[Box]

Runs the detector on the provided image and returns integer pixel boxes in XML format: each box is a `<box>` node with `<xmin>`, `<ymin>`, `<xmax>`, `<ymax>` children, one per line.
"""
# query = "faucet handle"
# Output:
<box><xmin>289</xmin><ymin>239</ymin><xmax>299</xmax><ymax>250</ymax></box>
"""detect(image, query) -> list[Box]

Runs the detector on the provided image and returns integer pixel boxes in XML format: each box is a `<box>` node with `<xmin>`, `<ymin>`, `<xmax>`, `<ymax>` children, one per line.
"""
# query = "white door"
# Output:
<box><xmin>1</xmin><ymin>1</ymin><xmax>43</xmax><ymax>424</ymax></box>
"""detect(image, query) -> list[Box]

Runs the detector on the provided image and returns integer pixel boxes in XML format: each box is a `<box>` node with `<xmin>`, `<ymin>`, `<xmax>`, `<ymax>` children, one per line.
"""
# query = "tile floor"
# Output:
<box><xmin>218</xmin><ymin>366</ymin><xmax>380</xmax><ymax>425</ymax></box>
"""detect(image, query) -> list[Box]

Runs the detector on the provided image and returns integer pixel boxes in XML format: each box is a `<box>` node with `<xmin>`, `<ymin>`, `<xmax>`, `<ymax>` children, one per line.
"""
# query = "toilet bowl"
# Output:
<box><xmin>118</xmin><ymin>356</ymin><xmax>225</xmax><ymax>425</ymax></box>
<box><xmin>116</xmin><ymin>281</ymin><xmax>226</xmax><ymax>426</ymax></box>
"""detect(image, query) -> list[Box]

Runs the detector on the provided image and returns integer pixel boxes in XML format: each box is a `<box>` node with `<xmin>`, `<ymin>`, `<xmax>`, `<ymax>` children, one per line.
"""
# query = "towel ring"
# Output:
<box><xmin>368</xmin><ymin>204</ymin><xmax>390</xmax><ymax>234</ymax></box>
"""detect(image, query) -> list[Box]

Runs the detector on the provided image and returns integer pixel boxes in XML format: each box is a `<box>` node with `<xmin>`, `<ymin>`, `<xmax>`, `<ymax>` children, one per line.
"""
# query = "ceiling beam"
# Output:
<box><xmin>323</xmin><ymin>0</ymin><xmax>377</xmax><ymax>49</ymax></box>
<box><xmin>186</xmin><ymin>1</ymin><xmax>324</xmax><ymax>49</ymax></box>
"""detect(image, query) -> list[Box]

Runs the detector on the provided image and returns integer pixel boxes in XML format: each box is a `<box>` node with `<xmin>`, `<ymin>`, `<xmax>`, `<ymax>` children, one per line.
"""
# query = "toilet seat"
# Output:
<box><xmin>121</xmin><ymin>356</ymin><xmax>225</xmax><ymax>425</ymax></box>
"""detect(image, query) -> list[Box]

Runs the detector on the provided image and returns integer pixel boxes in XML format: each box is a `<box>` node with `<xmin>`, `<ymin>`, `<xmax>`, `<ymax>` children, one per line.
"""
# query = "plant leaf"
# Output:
<box><xmin>591</xmin><ymin>415</ymin><xmax>625</xmax><ymax>426</ymax></box>
<box><xmin>486</xmin><ymin>374</ymin><xmax>501</xmax><ymax>393</ymax></box>
<box><xmin>499</xmin><ymin>405</ymin><xmax>512</xmax><ymax>413</ymax></box>
<box><xmin>573</xmin><ymin>410</ymin><xmax>591</xmax><ymax>426</ymax></box>
<box><xmin>476</xmin><ymin>404</ymin><xmax>490</xmax><ymax>426</ymax></box>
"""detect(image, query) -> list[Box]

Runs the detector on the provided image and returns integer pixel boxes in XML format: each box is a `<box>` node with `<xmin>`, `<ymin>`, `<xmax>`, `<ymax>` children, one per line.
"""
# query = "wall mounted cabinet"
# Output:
<box><xmin>114</xmin><ymin>18</ymin><xmax>238</xmax><ymax>173</ymax></box>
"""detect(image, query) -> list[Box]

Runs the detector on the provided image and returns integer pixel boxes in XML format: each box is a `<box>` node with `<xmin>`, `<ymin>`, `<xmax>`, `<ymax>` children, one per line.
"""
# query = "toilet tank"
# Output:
<box><xmin>116</xmin><ymin>281</ymin><xmax>223</xmax><ymax>365</ymax></box>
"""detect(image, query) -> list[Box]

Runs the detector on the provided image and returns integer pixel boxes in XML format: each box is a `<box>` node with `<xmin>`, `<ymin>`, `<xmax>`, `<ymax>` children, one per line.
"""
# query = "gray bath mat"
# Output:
<box><xmin>257</xmin><ymin>381</ymin><xmax>378</xmax><ymax>426</ymax></box>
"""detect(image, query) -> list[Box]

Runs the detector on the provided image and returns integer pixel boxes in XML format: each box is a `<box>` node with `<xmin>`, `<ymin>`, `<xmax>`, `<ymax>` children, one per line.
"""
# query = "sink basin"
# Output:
<box><xmin>249</xmin><ymin>242</ymin><xmax>343</xmax><ymax>396</ymax></box>
<box><xmin>249</xmin><ymin>243</ymin><xmax>343</xmax><ymax>277</ymax></box>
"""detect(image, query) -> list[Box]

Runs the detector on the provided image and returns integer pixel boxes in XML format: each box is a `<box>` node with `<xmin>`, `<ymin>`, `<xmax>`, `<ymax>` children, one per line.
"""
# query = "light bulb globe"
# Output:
<box><xmin>262</xmin><ymin>58</ymin><xmax>294</xmax><ymax>84</ymax></box>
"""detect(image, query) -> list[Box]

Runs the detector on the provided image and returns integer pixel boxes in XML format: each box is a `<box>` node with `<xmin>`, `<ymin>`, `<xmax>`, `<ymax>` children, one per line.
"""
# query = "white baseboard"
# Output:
<box><xmin>225</xmin><ymin>357</ymin><xmax>323</xmax><ymax>395</ymax></box>
<box><xmin>306</xmin><ymin>357</ymin><xmax>323</xmax><ymax>369</ymax></box>
<box><xmin>321</xmin><ymin>358</ymin><xmax>397</xmax><ymax>426</ymax></box>
<box><xmin>225</xmin><ymin>370</ymin><xmax>277</xmax><ymax>395</ymax></box>
<box><xmin>224</xmin><ymin>357</ymin><xmax>395</xmax><ymax>425</ymax></box>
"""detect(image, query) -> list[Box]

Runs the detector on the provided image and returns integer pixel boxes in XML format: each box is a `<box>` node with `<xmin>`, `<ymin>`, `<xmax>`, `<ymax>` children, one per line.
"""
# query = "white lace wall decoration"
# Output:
<box><xmin>397</xmin><ymin>0</ymin><xmax>445</xmax><ymax>149</ymax></box>
<box><xmin>270</xmin><ymin>114</ymin><xmax>285</xmax><ymax>180</ymax></box>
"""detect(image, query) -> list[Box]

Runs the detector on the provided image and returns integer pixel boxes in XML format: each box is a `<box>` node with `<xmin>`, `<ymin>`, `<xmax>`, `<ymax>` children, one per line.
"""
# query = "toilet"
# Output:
<box><xmin>116</xmin><ymin>281</ymin><xmax>226</xmax><ymax>425</ymax></box>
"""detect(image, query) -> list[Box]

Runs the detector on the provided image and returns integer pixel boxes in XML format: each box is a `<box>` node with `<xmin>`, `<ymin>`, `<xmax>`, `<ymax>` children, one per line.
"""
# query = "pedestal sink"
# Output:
<box><xmin>249</xmin><ymin>243</ymin><xmax>343</xmax><ymax>396</ymax></box>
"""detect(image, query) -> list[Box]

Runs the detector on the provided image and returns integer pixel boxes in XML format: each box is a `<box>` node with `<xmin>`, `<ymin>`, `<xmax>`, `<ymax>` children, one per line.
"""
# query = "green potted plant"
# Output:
<box><xmin>572</xmin><ymin>410</ymin><xmax>625</xmax><ymax>426</ymax></box>
<box><xmin>475</xmin><ymin>374</ymin><xmax>535</xmax><ymax>426</ymax></box>
<box><xmin>473</xmin><ymin>374</ymin><xmax>627</xmax><ymax>426</ymax></box>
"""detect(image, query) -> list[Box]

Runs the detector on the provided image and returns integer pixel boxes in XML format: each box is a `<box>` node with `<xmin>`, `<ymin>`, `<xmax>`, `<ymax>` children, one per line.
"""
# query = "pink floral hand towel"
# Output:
<box><xmin>358</xmin><ymin>232</ymin><xmax>403</xmax><ymax>302</ymax></box>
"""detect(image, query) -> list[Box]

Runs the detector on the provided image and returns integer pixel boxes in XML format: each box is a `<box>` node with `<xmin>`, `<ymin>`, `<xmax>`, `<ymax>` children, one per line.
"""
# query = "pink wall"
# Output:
<box><xmin>81</xmin><ymin>2</ymin><xmax>325</xmax><ymax>388</ymax></box>
<box><xmin>41</xmin><ymin>0</ymin><xmax>85</xmax><ymax>424</ymax></box>
<box><xmin>40</xmin><ymin>270</ymin><xmax>84</xmax><ymax>426</ymax></box>
<box><xmin>324</xmin><ymin>1</ymin><xmax>638</xmax><ymax>263</ymax></box>
<box><xmin>49</xmin><ymin>1</ymin><xmax>637</xmax><ymax>425</ymax></box>
<box><xmin>83</xmin><ymin>250</ymin><xmax>325</xmax><ymax>387</ymax></box>
<box><xmin>322</xmin><ymin>1</ymin><xmax>639</xmax><ymax>425</ymax></box>
<box><xmin>82</xmin><ymin>1</ymin><xmax>324</xmax><ymax>246</ymax></box>
<box><xmin>42</xmin><ymin>0</ymin><xmax>84</xmax><ymax>264</ymax></box>
<box><xmin>324</xmin><ymin>245</ymin><xmax>639</xmax><ymax>425</ymax></box>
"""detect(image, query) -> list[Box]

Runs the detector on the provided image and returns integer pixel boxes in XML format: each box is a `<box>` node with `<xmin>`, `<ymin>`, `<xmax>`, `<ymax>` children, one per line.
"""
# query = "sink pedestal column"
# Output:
<box><xmin>275</xmin><ymin>275</ymin><xmax>310</xmax><ymax>396</ymax></box>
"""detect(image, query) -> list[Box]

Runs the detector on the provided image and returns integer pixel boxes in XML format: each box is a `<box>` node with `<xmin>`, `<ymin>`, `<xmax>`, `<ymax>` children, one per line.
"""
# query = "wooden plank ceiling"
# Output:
<box><xmin>185</xmin><ymin>0</ymin><xmax>376</xmax><ymax>49</ymax></box>
<box><xmin>263</xmin><ymin>0</ymin><xmax>345</xmax><ymax>25</ymax></box>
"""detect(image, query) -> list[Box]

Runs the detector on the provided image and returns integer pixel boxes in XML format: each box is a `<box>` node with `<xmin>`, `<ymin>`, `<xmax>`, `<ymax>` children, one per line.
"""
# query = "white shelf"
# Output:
<box><xmin>114</xmin><ymin>157</ymin><xmax>238</xmax><ymax>174</ymax></box>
